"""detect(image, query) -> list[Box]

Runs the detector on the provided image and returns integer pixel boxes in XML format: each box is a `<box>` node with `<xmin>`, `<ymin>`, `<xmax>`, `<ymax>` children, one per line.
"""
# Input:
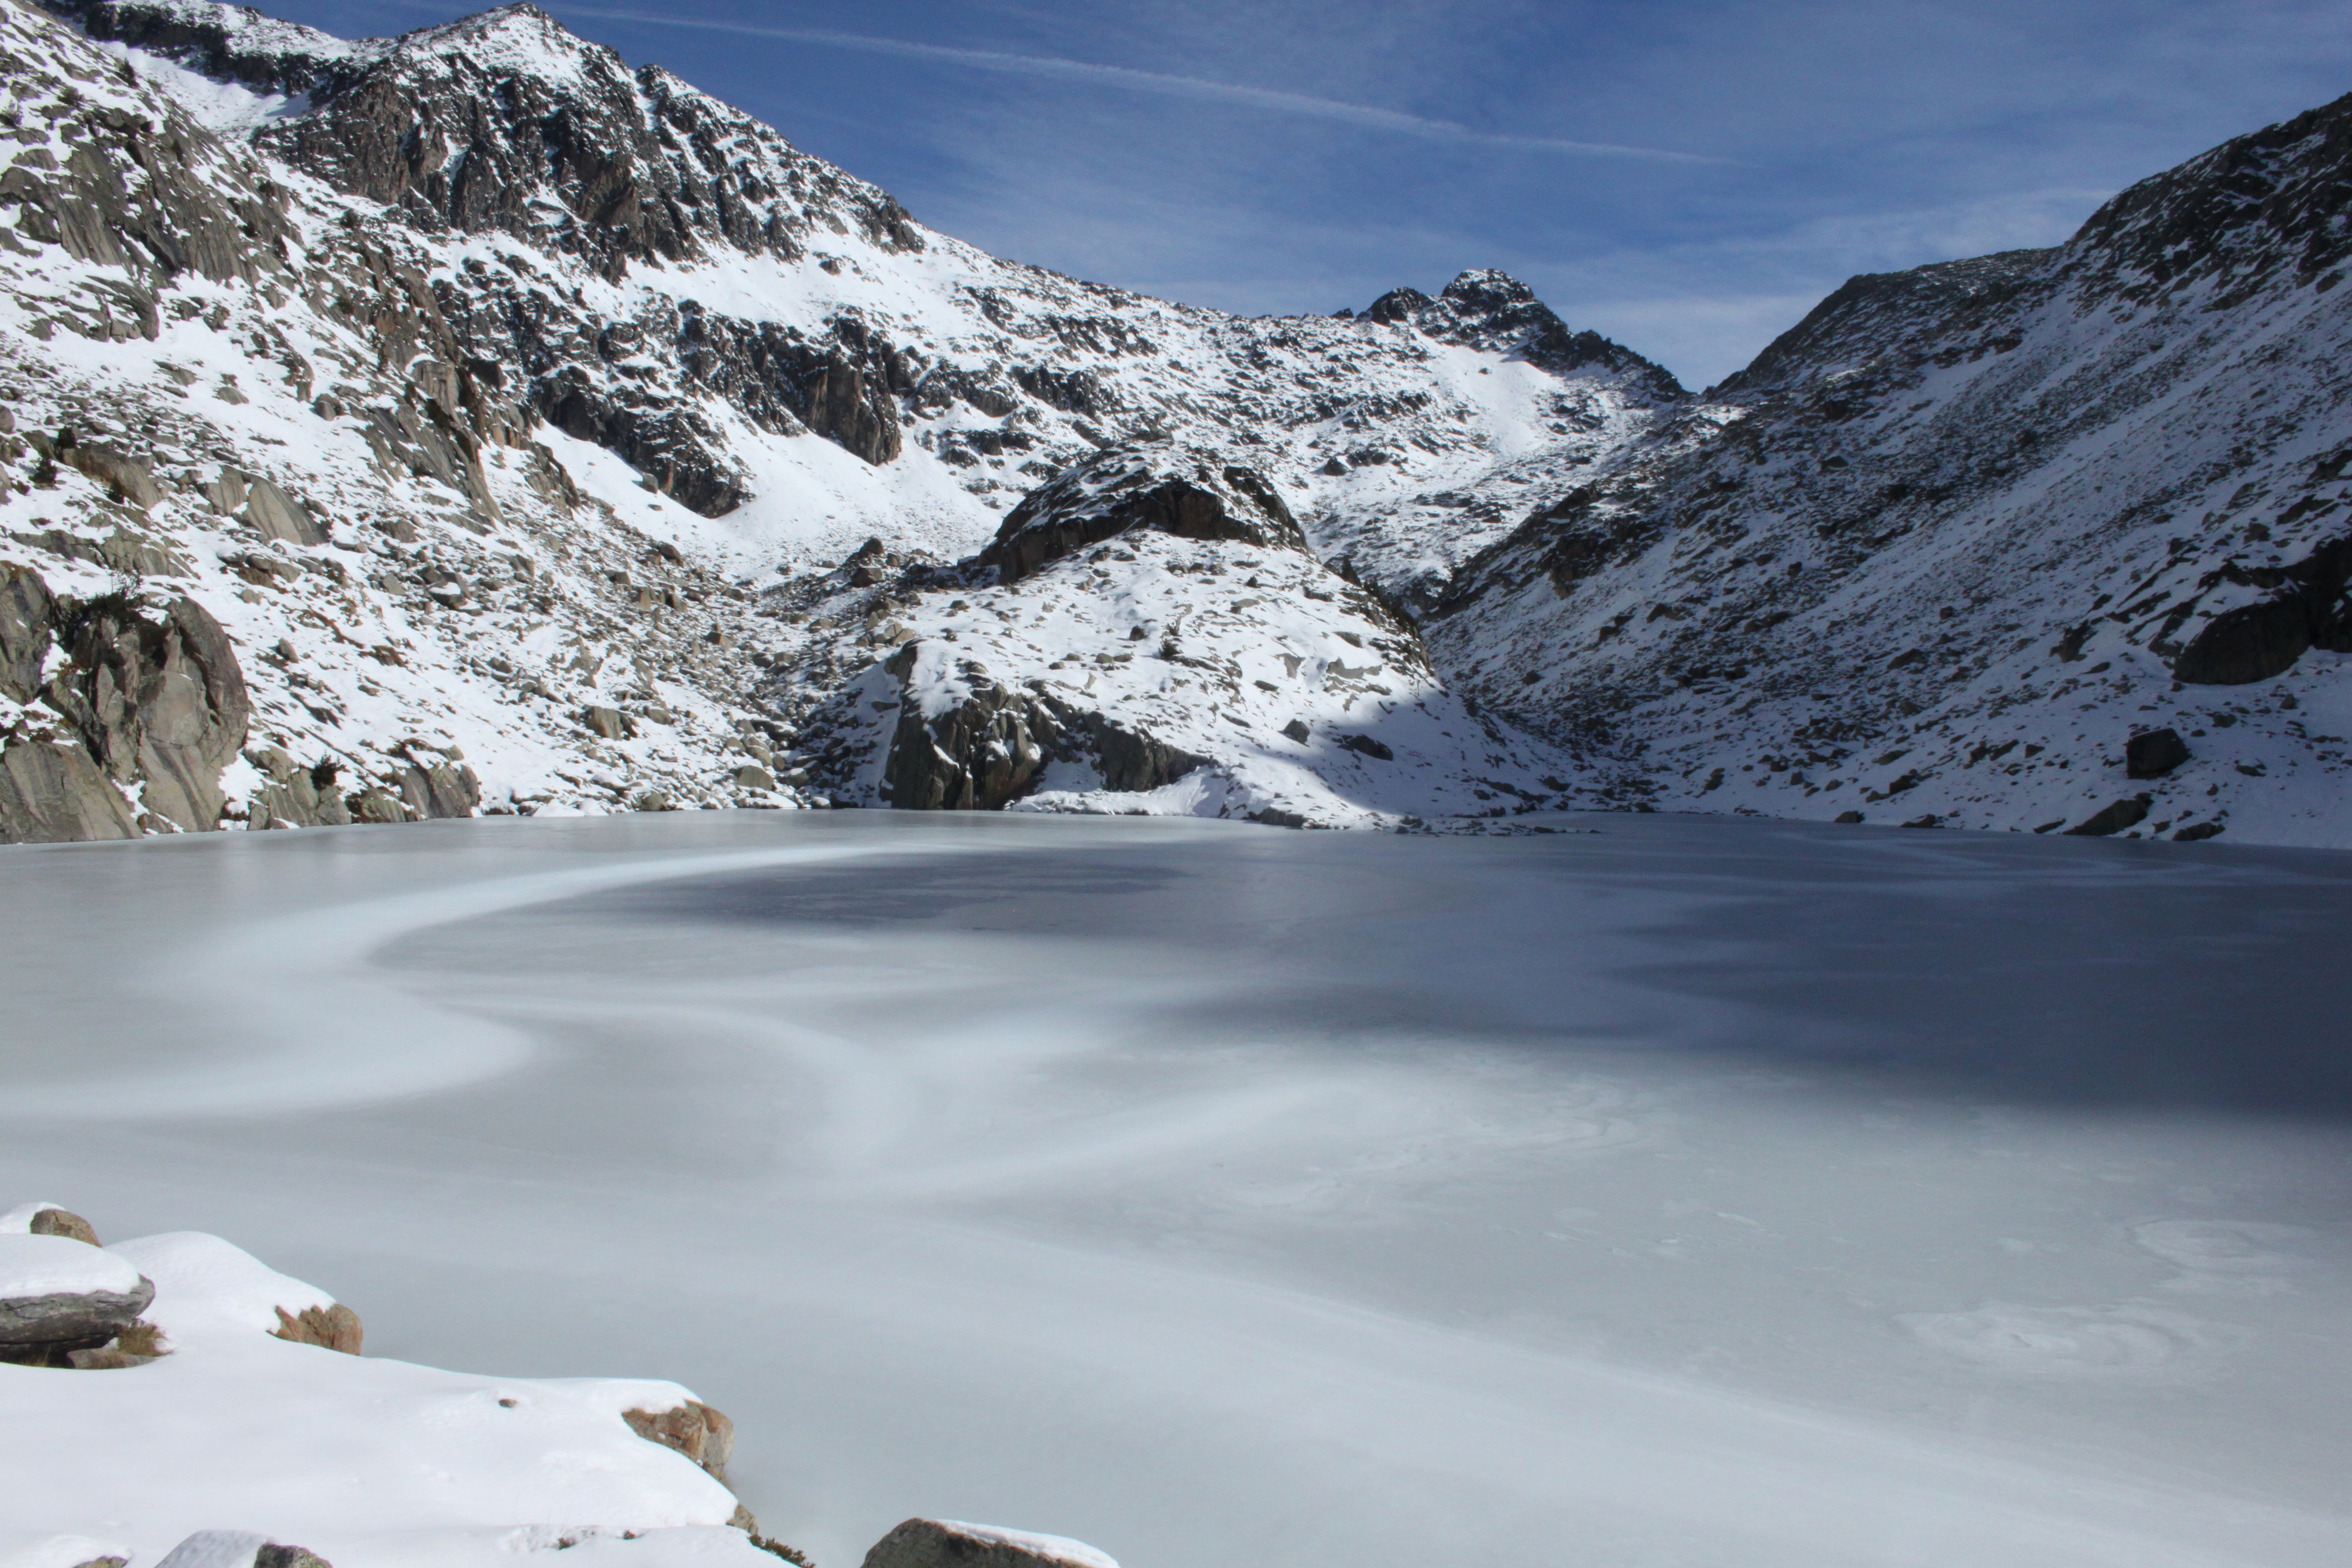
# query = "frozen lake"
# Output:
<box><xmin>3</xmin><ymin>811</ymin><xmax>2349</xmax><ymax>1568</ymax></box>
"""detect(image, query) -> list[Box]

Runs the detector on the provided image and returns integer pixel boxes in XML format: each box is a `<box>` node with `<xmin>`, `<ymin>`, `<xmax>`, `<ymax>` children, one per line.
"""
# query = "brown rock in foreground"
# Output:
<box><xmin>861</xmin><ymin>1518</ymin><xmax>1115</xmax><ymax>1568</ymax></box>
<box><xmin>272</xmin><ymin>1302</ymin><xmax>363</xmax><ymax>1355</ymax></box>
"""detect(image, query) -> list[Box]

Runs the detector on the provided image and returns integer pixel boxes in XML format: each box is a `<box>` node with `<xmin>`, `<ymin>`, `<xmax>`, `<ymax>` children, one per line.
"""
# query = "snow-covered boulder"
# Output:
<box><xmin>0</xmin><ymin>1232</ymin><xmax>153</xmax><ymax>1361</ymax></box>
<box><xmin>860</xmin><ymin>1519</ymin><xmax>1118</xmax><ymax>1568</ymax></box>
<box><xmin>0</xmin><ymin>1215</ymin><xmax>771</xmax><ymax>1566</ymax></box>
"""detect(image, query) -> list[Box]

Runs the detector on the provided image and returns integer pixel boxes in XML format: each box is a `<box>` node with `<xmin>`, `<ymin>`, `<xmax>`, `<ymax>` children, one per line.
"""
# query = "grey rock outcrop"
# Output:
<box><xmin>869</xmin><ymin>640</ymin><xmax>1204</xmax><ymax>811</ymax></box>
<box><xmin>984</xmin><ymin>444</ymin><xmax>1310</xmax><ymax>585</ymax></box>
<box><xmin>399</xmin><ymin>758</ymin><xmax>481</xmax><ymax>819</ymax></box>
<box><xmin>0</xmin><ymin>1236</ymin><xmax>155</xmax><ymax>1364</ymax></box>
<box><xmin>43</xmin><ymin>592</ymin><xmax>251</xmax><ymax>833</ymax></box>
<box><xmin>0</xmin><ymin>741</ymin><xmax>140</xmax><ymax>842</ymax></box>
<box><xmin>0</xmin><ymin>568</ymin><xmax>248</xmax><ymax>842</ymax></box>
<box><xmin>861</xmin><ymin>1519</ymin><xmax>1113</xmax><ymax>1568</ymax></box>
<box><xmin>152</xmin><ymin>1531</ymin><xmax>331</xmax><ymax>1568</ymax></box>
<box><xmin>246</xmin><ymin>747</ymin><xmax>351</xmax><ymax>830</ymax></box>
<box><xmin>2066</xmin><ymin>795</ymin><xmax>2154</xmax><ymax>836</ymax></box>
<box><xmin>241</xmin><ymin>476</ymin><xmax>326</xmax><ymax>546</ymax></box>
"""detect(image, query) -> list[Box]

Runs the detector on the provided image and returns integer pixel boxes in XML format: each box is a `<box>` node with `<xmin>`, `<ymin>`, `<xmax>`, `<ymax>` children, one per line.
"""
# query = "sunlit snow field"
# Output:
<box><xmin>3</xmin><ymin>813</ymin><xmax>2349</xmax><ymax>1568</ymax></box>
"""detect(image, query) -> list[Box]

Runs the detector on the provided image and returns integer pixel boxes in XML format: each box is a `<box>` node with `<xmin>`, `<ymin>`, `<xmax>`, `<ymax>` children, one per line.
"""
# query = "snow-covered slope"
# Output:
<box><xmin>14</xmin><ymin>0</ymin><xmax>2352</xmax><ymax>843</ymax></box>
<box><xmin>788</xmin><ymin>444</ymin><xmax>1572</xmax><ymax>828</ymax></box>
<box><xmin>1433</xmin><ymin>92</ymin><xmax>2352</xmax><ymax>846</ymax></box>
<box><xmin>0</xmin><ymin>0</ymin><xmax>1672</xmax><ymax>836</ymax></box>
<box><xmin>0</xmin><ymin>1203</ymin><xmax>778</xmax><ymax>1568</ymax></box>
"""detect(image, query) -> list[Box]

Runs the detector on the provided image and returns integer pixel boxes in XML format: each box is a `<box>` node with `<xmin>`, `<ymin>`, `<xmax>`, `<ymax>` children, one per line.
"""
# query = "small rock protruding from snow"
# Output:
<box><xmin>271</xmin><ymin>1303</ymin><xmax>362</xmax><ymax>1356</ymax></box>
<box><xmin>622</xmin><ymin>1401</ymin><xmax>735</xmax><ymax>1482</ymax></box>
<box><xmin>152</xmin><ymin>1533</ymin><xmax>329</xmax><ymax>1568</ymax></box>
<box><xmin>860</xmin><ymin>1519</ymin><xmax>1118</xmax><ymax>1568</ymax></box>
<box><xmin>0</xmin><ymin>1202</ymin><xmax>100</xmax><ymax>1245</ymax></box>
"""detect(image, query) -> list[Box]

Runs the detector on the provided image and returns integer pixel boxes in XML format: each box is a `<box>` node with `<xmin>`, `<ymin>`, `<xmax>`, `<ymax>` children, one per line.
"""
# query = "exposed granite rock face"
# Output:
<box><xmin>984</xmin><ymin>445</ymin><xmax>1309</xmax><ymax>584</ymax></box>
<box><xmin>871</xmin><ymin>638</ymin><xmax>1205</xmax><ymax>811</ymax></box>
<box><xmin>0</xmin><ymin>567</ymin><xmax>249</xmax><ymax>841</ymax></box>
<box><xmin>42</xmin><ymin>592</ymin><xmax>251</xmax><ymax>833</ymax></box>
<box><xmin>2170</xmin><ymin>533</ymin><xmax>2352</xmax><ymax>685</ymax></box>
<box><xmin>45</xmin><ymin>0</ymin><xmax>926</xmax><ymax>505</ymax></box>
<box><xmin>0</xmin><ymin>17</ymin><xmax>297</xmax><ymax>289</ymax></box>
<box><xmin>2126</xmin><ymin>727</ymin><xmax>2192</xmax><ymax>778</ymax></box>
<box><xmin>399</xmin><ymin>757</ymin><xmax>481</xmax><ymax>819</ymax></box>
<box><xmin>0</xmin><ymin>741</ymin><xmax>140</xmax><ymax>842</ymax></box>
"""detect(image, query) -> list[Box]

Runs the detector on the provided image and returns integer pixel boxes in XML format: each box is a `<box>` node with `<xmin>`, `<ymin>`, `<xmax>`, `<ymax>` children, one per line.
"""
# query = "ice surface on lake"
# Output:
<box><xmin>1</xmin><ymin>813</ymin><xmax>2347</xmax><ymax>1568</ymax></box>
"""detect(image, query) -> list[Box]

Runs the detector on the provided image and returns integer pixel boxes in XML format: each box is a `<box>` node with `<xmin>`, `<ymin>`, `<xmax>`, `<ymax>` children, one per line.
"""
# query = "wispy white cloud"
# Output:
<box><xmin>547</xmin><ymin>4</ymin><xmax>1720</xmax><ymax>164</ymax></box>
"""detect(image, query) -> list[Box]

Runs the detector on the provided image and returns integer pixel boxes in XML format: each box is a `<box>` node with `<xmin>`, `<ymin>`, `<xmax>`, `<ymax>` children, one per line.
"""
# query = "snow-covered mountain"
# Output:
<box><xmin>1434</xmin><ymin>94</ymin><xmax>2352</xmax><ymax>846</ymax></box>
<box><xmin>3</xmin><ymin>0</ymin><xmax>2349</xmax><ymax>844</ymax></box>
<box><xmin>0</xmin><ymin>0</ymin><xmax>1673</xmax><ymax>837</ymax></box>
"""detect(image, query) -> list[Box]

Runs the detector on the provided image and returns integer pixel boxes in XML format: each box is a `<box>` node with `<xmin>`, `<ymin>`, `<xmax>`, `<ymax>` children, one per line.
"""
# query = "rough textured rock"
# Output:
<box><xmin>983</xmin><ymin>445</ymin><xmax>1311</xmax><ymax>584</ymax></box>
<box><xmin>2126</xmin><ymin>727</ymin><xmax>2192</xmax><ymax>778</ymax></box>
<box><xmin>242</xmin><ymin>475</ymin><xmax>325</xmax><ymax>546</ymax></box>
<box><xmin>860</xmin><ymin>1519</ymin><xmax>1114</xmax><ymax>1568</ymax></box>
<box><xmin>0</xmin><ymin>1234</ymin><xmax>155</xmax><ymax>1362</ymax></box>
<box><xmin>0</xmin><ymin>742</ymin><xmax>140</xmax><ymax>842</ymax></box>
<box><xmin>621</xmin><ymin>1400</ymin><xmax>734</xmax><ymax>1482</ymax></box>
<box><xmin>872</xmin><ymin>639</ymin><xmax>1204</xmax><ymax>811</ymax></box>
<box><xmin>42</xmin><ymin>594</ymin><xmax>251</xmax><ymax>833</ymax></box>
<box><xmin>399</xmin><ymin>758</ymin><xmax>481</xmax><ymax>819</ymax></box>
<box><xmin>1378</xmin><ymin>270</ymin><xmax>1687</xmax><ymax>399</ymax></box>
<box><xmin>28</xmin><ymin>1206</ymin><xmax>100</xmax><ymax>1245</ymax></box>
<box><xmin>271</xmin><ymin>1301</ymin><xmax>362</xmax><ymax>1355</ymax></box>
<box><xmin>2066</xmin><ymin>795</ymin><xmax>2154</xmax><ymax>836</ymax></box>
<box><xmin>246</xmin><ymin>747</ymin><xmax>352</xmax><ymax>829</ymax></box>
<box><xmin>0</xmin><ymin>564</ymin><xmax>56</xmax><ymax>700</ymax></box>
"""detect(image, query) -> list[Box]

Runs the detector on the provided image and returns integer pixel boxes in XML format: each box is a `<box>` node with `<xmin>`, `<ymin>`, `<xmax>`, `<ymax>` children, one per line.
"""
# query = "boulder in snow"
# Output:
<box><xmin>2125</xmin><ymin>727</ymin><xmax>2192</xmax><ymax>779</ymax></box>
<box><xmin>0</xmin><ymin>1233</ymin><xmax>154</xmax><ymax>1363</ymax></box>
<box><xmin>860</xmin><ymin>1519</ymin><xmax>1117</xmax><ymax>1568</ymax></box>
<box><xmin>2065</xmin><ymin>795</ymin><xmax>2153</xmax><ymax>837</ymax></box>
<box><xmin>152</xmin><ymin>1532</ymin><xmax>329</xmax><ymax>1568</ymax></box>
<box><xmin>621</xmin><ymin>1400</ymin><xmax>734</xmax><ymax>1481</ymax></box>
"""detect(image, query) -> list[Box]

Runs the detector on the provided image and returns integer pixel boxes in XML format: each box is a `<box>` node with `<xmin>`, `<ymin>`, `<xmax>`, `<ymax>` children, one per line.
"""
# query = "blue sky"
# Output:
<box><xmin>279</xmin><ymin>1</ymin><xmax>2351</xmax><ymax>387</ymax></box>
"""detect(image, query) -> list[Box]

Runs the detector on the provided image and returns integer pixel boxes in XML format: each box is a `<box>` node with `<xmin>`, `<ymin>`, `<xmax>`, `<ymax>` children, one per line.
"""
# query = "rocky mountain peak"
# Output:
<box><xmin>1358</xmin><ymin>271</ymin><xmax>1685</xmax><ymax>401</ymax></box>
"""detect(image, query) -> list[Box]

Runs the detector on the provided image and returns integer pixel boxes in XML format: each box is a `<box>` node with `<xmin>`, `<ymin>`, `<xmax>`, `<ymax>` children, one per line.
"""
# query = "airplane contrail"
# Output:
<box><xmin>547</xmin><ymin>5</ymin><xmax>1721</xmax><ymax>165</ymax></box>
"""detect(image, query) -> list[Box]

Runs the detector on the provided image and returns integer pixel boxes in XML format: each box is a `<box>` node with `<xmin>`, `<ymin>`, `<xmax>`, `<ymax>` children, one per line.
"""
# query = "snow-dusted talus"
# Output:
<box><xmin>793</xmin><ymin>445</ymin><xmax>1572</xmax><ymax>828</ymax></box>
<box><xmin>1434</xmin><ymin>92</ymin><xmax>2352</xmax><ymax>847</ymax></box>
